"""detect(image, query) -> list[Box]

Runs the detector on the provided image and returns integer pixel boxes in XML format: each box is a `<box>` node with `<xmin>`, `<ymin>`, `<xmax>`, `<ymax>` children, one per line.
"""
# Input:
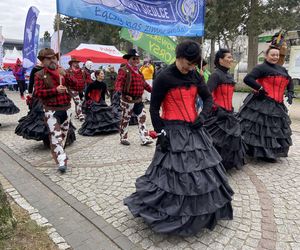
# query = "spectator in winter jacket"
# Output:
<box><xmin>104</xmin><ymin>65</ymin><xmax>117</xmax><ymax>103</ymax></box>
<box><xmin>13</xmin><ymin>58</ymin><xmax>27</xmax><ymax>99</ymax></box>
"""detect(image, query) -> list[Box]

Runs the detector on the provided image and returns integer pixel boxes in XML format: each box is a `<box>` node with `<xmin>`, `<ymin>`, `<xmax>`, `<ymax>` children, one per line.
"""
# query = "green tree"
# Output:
<box><xmin>43</xmin><ymin>31</ymin><xmax>51</xmax><ymax>43</ymax></box>
<box><xmin>54</xmin><ymin>15</ymin><xmax>126</xmax><ymax>54</ymax></box>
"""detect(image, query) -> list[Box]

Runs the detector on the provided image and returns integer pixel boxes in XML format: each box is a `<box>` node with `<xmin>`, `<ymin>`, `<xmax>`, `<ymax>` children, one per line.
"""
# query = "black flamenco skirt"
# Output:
<box><xmin>124</xmin><ymin>121</ymin><xmax>234</xmax><ymax>236</ymax></box>
<box><xmin>78</xmin><ymin>101</ymin><xmax>119</xmax><ymax>136</ymax></box>
<box><xmin>204</xmin><ymin>108</ymin><xmax>246</xmax><ymax>170</ymax></box>
<box><xmin>111</xmin><ymin>93</ymin><xmax>139</xmax><ymax>126</ymax></box>
<box><xmin>0</xmin><ymin>91</ymin><xmax>20</xmax><ymax>115</ymax></box>
<box><xmin>15</xmin><ymin>98</ymin><xmax>76</xmax><ymax>146</ymax></box>
<box><xmin>239</xmin><ymin>93</ymin><xmax>292</xmax><ymax>159</ymax></box>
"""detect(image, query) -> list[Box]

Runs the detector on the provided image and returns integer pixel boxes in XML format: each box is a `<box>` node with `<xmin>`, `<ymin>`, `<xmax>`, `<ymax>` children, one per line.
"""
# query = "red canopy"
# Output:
<box><xmin>65</xmin><ymin>48</ymin><xmax>126</xmax><ymax>64</ymax></box>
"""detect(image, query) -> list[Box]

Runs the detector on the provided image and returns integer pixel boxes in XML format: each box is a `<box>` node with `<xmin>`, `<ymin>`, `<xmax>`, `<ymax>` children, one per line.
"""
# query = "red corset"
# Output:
<box><xmin>212</xmin><ymin>84</ymin><xmax>234</xmax><ymax>111</ymax></box>
<box><xmin>88</xmin><ymin>90</ymin><xmax>101</xmax><ymax>103</ymax></box>
<box><xmin>257</xmin><ymin>76</ymin><xmax>289</xmax><ymax>103</ymax></box>
<box><xmin>161</xmin><ymin>86</ymin><xmax>197</xmax><ymax>122</ymax></box>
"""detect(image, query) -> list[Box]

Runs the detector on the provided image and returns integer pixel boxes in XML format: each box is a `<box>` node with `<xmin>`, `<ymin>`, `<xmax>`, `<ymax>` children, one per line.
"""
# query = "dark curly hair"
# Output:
<box><xmin>214</xmin><ymin>48</ymin><xmax>231</xmax><ymax>67</ymax></box>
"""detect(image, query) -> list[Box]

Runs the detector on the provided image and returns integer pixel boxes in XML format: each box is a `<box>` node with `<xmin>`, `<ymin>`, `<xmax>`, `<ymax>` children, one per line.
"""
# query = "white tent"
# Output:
<box><xmin>3</xmin><ymin>47</ymin><xmax>22</xmax><ymax>68</ymax></box>
<box><xmin>76</xmin><ymin>43</ymin><xmax>124</xmax><ymax>57</ymax></box>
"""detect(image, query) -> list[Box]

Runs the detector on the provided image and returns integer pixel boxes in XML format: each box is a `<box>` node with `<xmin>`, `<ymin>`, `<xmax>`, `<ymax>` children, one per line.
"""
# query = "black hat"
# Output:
<box><xmin>266</xmin><ymin>32</ymin><xmax>285</xmax><ymax>43</ymax></box>
<box><xmin>123</xmin><ymin>49</ymin><xmax>139</xmax><ymax>60</ymax></box>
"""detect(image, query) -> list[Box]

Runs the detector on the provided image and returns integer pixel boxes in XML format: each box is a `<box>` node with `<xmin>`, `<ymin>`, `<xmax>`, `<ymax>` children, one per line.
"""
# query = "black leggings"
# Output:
<box><xmin>17</xmin><ymin>80</ymin><xmax>26</xmax><ymax>96</ymax></box>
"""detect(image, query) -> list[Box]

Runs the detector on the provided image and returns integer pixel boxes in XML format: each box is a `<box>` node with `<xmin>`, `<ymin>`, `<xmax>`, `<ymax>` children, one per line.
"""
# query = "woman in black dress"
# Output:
<box><xmin>0</xmin><ymin>87</ymin><xmax>20</xmax><ymax>127</ymax></box>
<box><xmin>239</xmin><ymin>46</ymin><xmax>294</xmax><ymax>162</ymax></box>
<box><xmin>204</xmin><ymin>49</ymin><xmax>246</xmax><ymax>170</ymax></box>
<box><xmin>124</xmin><ymin>40</ymin><xmax>233</xmax><ymax>236</ymax></box>
<box><xmin>78</xmin><ymin>70</ymin><xmax>119</xmax><ymax>136</ymax></box>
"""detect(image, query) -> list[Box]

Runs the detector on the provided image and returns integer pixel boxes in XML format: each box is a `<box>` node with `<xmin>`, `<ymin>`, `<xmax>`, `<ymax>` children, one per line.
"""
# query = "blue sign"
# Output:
<box><xmin>57</xmin><ymin>0</ymin><xmax>205</xmax><ymax>37</ymax></box>
<box><xmin>0</xmin><ymin>71</ymin><xmax>17</xmax><ymax>86</ymax></box>
<box><xmin>22</xmin><ymin>6</ymin><xmax>39</xmax><ymax>69</ymax></box>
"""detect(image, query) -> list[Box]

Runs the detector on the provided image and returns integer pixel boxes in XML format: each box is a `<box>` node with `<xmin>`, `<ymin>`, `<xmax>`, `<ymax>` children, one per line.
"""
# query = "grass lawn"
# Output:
<box><xmin>0</xmin><ymin>198</ymin><xmax>58</xmax><ymax>250</ymax></box>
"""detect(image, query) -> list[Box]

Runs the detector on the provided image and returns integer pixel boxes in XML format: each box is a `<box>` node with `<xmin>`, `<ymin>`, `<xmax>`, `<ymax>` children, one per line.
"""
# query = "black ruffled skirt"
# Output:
<box><xmin>239</xmin><ymin>93</ymin><xmax>292</xmax><ymax>159</ymax></box>
<box><xmin>78</xmin><ymin>101</ymin><xmax>119</xmax><ymax>136</ymax></box>
<box><xmin>0</xmin><ymin>90</ymin><xmax>20</xmax><ymax>115</ymax></box>
<box><xmin>124</xmin><ymin>121</ymin><xmax>234</xmax><ymax>236</ymax></box>
<box><xmin>15</xmin><ymin>98</ymin><xmax>76</xmax><ymax>146</ymax></box>
<box><xmin>204</xmin><ymin>108</ymin><xmax>246</xmax><ymax>170</ymax></box>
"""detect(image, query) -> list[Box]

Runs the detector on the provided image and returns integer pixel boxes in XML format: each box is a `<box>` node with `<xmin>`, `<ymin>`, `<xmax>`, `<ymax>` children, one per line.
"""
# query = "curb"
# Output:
<box><xmin>0</xmin><ymin>141</ymin><xmax>140</xmax><ymax>250</ymax></box>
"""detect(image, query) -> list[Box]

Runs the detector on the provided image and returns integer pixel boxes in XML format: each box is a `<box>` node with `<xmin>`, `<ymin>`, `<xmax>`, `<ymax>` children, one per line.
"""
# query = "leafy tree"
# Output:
<box><xmin>54</xmin><ymin>15</ymin><xmax>126</xmax><ymax>54</ymax></box>
<box><xmin>43</xmin><ymin>31</ymin><xmax>51</xmax><ymax>43</ymax></box>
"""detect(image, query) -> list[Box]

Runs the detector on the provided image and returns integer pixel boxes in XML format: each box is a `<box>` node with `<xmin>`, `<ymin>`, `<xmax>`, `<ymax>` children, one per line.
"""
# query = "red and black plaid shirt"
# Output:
<box><xmin>66</xmin><ymin>68</ymin><xmax>87</xmax><ymax>92</ymax></box>
<box><xmin>34</xmin><ymin>67</ymin><xmax>80</xmax><ymax>109</ymax></box>
<box><xmin>115</xmin><ymin>63</ymin><xmax>152</xmax><ymax>97</ymax></box>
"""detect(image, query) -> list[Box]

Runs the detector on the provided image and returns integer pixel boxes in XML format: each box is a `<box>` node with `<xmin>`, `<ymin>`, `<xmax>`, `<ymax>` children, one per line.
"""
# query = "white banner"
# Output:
<box><xmin>289</xmin><ymin>46</ymin><xmax>300</xmax><ymax>79</ymax></box>
<box><xmin>51</xmin><ymin>30</ymin><xmax>63</xmax><ymax>53</ymax></box>
<box><xmin>0</xmin><ymin>33</ymin><xmax>5</xmax><ymax>68</ymax></box>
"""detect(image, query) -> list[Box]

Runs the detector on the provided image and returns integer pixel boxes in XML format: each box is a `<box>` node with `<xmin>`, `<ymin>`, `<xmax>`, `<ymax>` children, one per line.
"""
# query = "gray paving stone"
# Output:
<box><xmin>2</xmin><ymin>92</ymin><xmax>300</xmax><ymax>249</ymax></box>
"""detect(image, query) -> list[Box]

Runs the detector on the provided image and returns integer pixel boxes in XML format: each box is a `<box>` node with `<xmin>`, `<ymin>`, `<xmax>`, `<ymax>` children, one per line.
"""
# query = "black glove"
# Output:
<box><xmin>286</xmin><ymin>92</ymin><xmax>294</xmax><ymax>105</ymax></box>
<box><xmin>258</xmin><ymin>86</ymin><xmax>268</xmax><ymax>96</ymax></box>
<box><xmin>157</xmin><ymin>130</ymin><xmax>170</xmax><ymax>153</ymax></box>
<box><xmin>191</xmin><ymin>114</ymin><xmax>205</xmax><ymax>129</ymax></box>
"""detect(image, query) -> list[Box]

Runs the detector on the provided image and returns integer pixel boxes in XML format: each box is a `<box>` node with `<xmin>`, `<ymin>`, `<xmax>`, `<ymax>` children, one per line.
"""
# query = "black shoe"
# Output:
<box><xmin>58</xmin><ymin>165</ymin><xmax>67</xmax><ymax>173</ymax></box>
<box><xmin>258</xmin><ymin>157</ymin><xmax>277</xmax><ymax>163</ymax></box>
<box><xmin>120</xmin><ymin>140</ymin><xmax>130</xmax><ymax>146</ymax></box>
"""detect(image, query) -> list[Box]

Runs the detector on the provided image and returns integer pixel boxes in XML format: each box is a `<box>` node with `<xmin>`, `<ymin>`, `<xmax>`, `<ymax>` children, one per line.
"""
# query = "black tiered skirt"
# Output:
<box><xmin>204</xmin><ymin>108</ymin><xmax>246</xmax><ymax>170</ymax></box>
<box><xmin>239</xmin><ymin>93</ymin><xmax>292</xmax><ymax>159</ymax></box>
<box><xmin>0</xmin><ymin>90</ymin><xmax>20</xmax><ymax>115</ymax></box>
<box><xmin>124</xmin><ymin>121</ymin><xmax>234</xmax><ymax>236</ymax></box>
<box><xmin>78</xmin><ymin>101</ymin><xmax>119</xmax><ymax>136</ymax></box>
<box><xmin>15</xmin><ymin>98</ymin><xmax>76</xmax><ymax>146</ymax></box>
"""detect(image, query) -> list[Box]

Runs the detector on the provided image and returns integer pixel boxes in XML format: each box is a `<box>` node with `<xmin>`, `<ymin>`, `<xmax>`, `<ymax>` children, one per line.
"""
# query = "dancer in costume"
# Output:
<box><xmin>78</xmin><ymin>70</ymin><xmax>119</xmax><ymax>136</ymax></box>
<box><xmin>34</xmin><ymin>48</ymin><xmax>80</xmax><ymax>173</ymax></box>
<box><xmin>0</xmin><ymin>88</ymin><xmax>20</xmax><ymax>127</ymax></box>
<box><xmin>204</xmin><ymin>49</ymin><xmax>246</xmax><ymax>170</ymax></box>
<box><xmin>115</xmin><ymin>49</ymin><xmax>153</xmax><ymax>146</ymax></box>
<box><xmin>266</xmin><ymin>31</ymin><xmax>287</xmax><ymax>66</ymax></box>
<box><xmin>15</xmin><ymin>62</ymin><xmax>76</xmax><ymax>147</ymax></box>
<box><xmin>239</xmin><ymin>46</ymin><xmax>294</xmax><ymax>162</ymax></box>
<box><xmin>124</xmin><ymin>40</ymin><xmax>233</xmax><ymax>236</ymax></box>
<box><xmin>67</xmin><ymin>57</ymin><xmax>92</xmax><ymax>121</ymax></box>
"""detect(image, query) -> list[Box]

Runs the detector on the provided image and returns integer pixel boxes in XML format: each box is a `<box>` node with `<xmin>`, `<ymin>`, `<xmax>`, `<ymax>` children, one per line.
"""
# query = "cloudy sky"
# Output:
<box><xmin>0</xmin><ymin>0</ymin><xmax>56</xmax><ymax>40</ymax></box>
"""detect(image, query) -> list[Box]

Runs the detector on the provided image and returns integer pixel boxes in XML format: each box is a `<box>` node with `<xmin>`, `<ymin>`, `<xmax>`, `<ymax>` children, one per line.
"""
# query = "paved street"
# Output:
<box><xmin>1</xmin><ymin>91</ymin><xmax>300</xmax><ymax>250</ymax></box>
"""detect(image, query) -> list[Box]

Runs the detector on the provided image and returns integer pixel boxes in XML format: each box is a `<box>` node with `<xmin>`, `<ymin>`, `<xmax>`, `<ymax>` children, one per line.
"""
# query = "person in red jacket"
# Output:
<box><xmin>67</xmin><ymin>58</ymin><xmax>92</xmax><ymax>121</ymax></box>
<box><xmin>12</xmin><ymin>58</ymin><xmax>27</xmax><ymax>99</ymax></box>
<box><xmin>115</xmin><ymin>48</ymin><xmax>153</xmax><ymax>146</ymax></box>
<box><xmin>34</xmin><ymin>48</ymin><xmax>80</xmax><ymax>173</ymax></box>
